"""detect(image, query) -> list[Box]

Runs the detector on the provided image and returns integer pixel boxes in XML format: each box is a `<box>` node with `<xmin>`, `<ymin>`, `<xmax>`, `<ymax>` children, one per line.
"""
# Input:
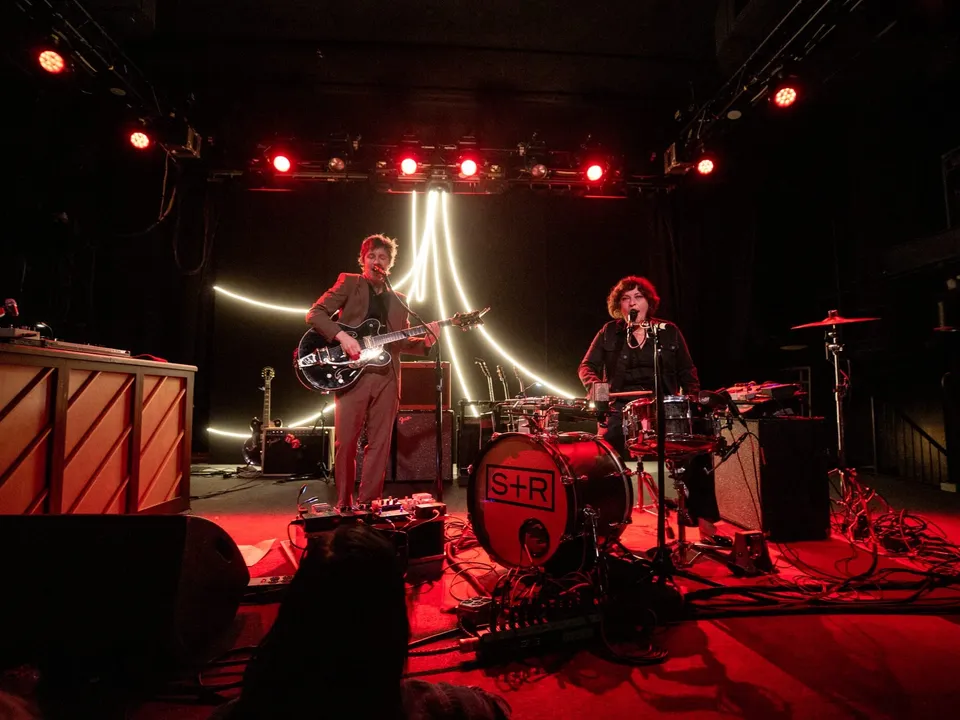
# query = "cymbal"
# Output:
<box><xmin>791</xmin><ymin>310</ymin><xmax>880</xmax><ymax>330</ymax></box>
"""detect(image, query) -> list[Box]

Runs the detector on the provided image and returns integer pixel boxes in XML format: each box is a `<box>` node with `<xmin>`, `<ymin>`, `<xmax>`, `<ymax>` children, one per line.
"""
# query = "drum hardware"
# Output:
<box><xmin>634</xmin><ymin>468</ymin><xmax>668</xmax><ymax>523</ymax></box>
<box><xmin>791</xmin><ymin>309</ymin><xmax>879</xmax><ymax>493</ymax></box>
<box><xmin>582</xmin><ymin>506</ymin><xmax>605</xmax><ymax>594</ymax></box>
<box><xmin>659</xmin><ymin>460</ymin><xmax>711</xmax><ymax>568</ymax></box>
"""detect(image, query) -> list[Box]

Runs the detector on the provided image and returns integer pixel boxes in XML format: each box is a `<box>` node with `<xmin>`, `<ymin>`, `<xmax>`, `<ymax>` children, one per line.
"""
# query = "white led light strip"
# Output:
<box><xmin>208</xmin><ymin>189</ymin><xmax>579</xmax><ymax>436</ymax></box>
<box><xmin>439</xmin><ymin>192</ymin><xmax>578</xmax><ymax>398</ymax></box>
<box><xmin>427</xmin><ymin>191</ymin><xmax>478</xmax><ymax>417</ymax></box>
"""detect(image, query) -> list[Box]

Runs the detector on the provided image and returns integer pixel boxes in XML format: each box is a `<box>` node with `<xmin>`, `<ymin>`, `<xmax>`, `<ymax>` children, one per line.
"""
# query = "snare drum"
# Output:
<box><xmin>622</xmin><ymin>395</ymin><xmax>720</xmax><ymax>457</ymax></box>
<box><xmin>467</xmin><ymin>432</ymin><xmax>633</xmax><ymax>571</ymax></box>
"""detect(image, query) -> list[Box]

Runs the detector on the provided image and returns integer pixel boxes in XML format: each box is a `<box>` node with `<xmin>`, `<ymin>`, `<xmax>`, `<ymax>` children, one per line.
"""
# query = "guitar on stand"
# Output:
<box><xmin>242</xmin><ymin>367</ymin><xmax>282</xmax><ymax>466</ymax></box>
<box><xmin>476</xmin><ymin>359</ymin><xmax>496</xmax><ymax>404</ymax></box>
<box><xmin>513</xmin><ymin>366</ymin><xmax>526</xmax><ymax>396</ymax></box>
<box><xmin>495</xmin><ymin>365</ymin><xmax>511</xmax><ymax>400</ymax></box>
<box><xmin>294</xmin><ymin>309</ymin><xmax>487</xmax><ymax>393</ymax></box>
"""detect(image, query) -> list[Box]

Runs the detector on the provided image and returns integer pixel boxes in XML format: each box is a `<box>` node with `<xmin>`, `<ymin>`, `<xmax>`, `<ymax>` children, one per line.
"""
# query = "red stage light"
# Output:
<box><xmin>585</xmin><ymin>164</ymin><xmax>604</xmax><ymax>182</ymax></box>
<box><xmin>272</xmin><ymin>155</ymin><xmax>292</xmax><ymax>172</ymax></box>
<box><xmin>400</xmin><ymin>157</ymin><xmax>418</xmax><ymax>175</ymax></box>
<box><xmin>460</xmin><ymin>159</ymin><xmax>478</xmax><ymax>177</ymax></box>
<box><xmin>38</xmin><ymin>50</ymin><xmax>65</xmax><ymax>74</ymax></box>
<box><xmin>696</xmin><ymin>158</ymin><xmax>715</xmax><ymax>175</ymax></box>
<box><xmin>773</xmin><ymin>86</ymin><xmax>798</xmax><ymax>108</ymax></box>
<box><xmin>129</xmin><ymin>131</ymin><xmax>150</xmax><ymax>150</ymax></box>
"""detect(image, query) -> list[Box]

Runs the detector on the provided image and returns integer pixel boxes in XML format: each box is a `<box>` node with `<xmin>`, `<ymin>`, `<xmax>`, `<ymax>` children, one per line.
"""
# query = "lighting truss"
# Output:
<box><xmin>209</xmin><ymin>136</ymin><xmax>675</xmax><ymax>196</ymax></box>
<box><xmin>9</xmin><ymin>0</ymin><xmax>201</xmax><ymax>159</ymax></box>
<box><xmin>666</xmin><ymin>0</ymin><xmax>900</xmax><ymax>170</ymax></box>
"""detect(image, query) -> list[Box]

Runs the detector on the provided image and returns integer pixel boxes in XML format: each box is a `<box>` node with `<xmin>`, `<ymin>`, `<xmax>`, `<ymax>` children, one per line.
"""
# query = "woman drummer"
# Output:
<box><xmin>578</xmin><ymin>275</ymin><xmax>730</xmax><ymax>547</ymax></box>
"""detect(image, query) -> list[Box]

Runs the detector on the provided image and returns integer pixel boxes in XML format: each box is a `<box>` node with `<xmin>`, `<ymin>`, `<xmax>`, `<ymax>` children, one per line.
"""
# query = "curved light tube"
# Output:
<box><xmin>428</xmin><ymin>196</ymin><xmax>477</xmax><ymax>416</ymax></box>
<box><xmin>439</xmin><ymin>192</ymin><xmax>578</xmax><ymax>398</ymax></box>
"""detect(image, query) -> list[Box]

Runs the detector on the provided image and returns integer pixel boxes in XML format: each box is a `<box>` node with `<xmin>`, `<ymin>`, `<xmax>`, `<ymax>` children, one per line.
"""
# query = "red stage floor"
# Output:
<box><xmin>122</xmin><ymin>469</ymin><xmax>960</xmax><ymax>719</ymax></box>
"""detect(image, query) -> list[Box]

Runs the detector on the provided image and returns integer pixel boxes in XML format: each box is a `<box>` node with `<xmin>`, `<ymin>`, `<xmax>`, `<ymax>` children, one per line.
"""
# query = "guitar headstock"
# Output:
<box><xmin>496</xmin><ymin>365</ymin><xmax>506</xmax><ymax>381</ymax></box>
<box><xmin>475</xmin><ymin>358</ymin><xmax>491</xmax><ymax>377</ymax></box>
<box><xmin>262</xmin><ymin>367</ymin><xmax>276</xmax><ymax>382</ymax></box>
<box><xmin>451</xmin><ymin>307</ymin><xmax>490</xmax><ymax>332</ymax></box>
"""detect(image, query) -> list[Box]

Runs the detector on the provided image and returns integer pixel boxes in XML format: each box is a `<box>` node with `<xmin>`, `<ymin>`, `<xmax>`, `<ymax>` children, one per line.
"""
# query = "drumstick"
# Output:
<box><xmin>608</xmin><ymin>390</ymin><xmax>653</xmax><ymax>398</ymax></box>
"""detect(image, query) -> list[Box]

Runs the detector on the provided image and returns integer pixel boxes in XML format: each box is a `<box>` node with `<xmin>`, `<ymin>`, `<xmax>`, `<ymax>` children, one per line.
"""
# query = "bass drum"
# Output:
<box><xmin>467</xmin><ymin>432</ymin><xmax>633</xmax><ymax>572</ymax></box>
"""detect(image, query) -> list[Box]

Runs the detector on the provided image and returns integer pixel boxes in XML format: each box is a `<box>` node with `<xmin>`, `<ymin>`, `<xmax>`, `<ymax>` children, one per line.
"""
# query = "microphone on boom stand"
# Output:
<box><xmin>374</xmin><ymin>264</ymin><xmax>445</xmax><ymax>502</ymax></box>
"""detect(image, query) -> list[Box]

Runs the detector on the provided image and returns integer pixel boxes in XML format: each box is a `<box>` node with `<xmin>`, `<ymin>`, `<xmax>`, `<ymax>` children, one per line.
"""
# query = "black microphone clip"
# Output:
<box><xmin>718</xmin><ymin>432</ymin><xmax>750</xmax><ymax>463</ymax></box>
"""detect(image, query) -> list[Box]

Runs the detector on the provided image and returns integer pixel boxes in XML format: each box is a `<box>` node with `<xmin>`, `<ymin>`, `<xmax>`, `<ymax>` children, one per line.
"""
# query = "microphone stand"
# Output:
<box><xmin>380</xmin><ymin>271</ymin><xmax>444</xmax><ymax>502</ymax></box>
<box><xmin>643</xmin><ymin>321</ymin><xmax>719</xmax><ymax>588</ymax></box>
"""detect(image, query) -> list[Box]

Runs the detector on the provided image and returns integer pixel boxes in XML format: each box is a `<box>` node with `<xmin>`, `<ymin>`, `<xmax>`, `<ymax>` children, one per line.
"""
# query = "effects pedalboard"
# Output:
<box><xmin>295</xmin><ymin>495</ymin><xmax>447</xmax><ymax>535</ymax></box>
<box><xmin>292</xmin><ymin>494</ymin><xmax>448</xmax><ymax>567</ymax></box>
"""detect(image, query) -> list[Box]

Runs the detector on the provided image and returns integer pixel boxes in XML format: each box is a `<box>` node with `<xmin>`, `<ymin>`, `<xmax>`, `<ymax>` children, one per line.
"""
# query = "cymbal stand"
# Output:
<box><xmin>825</xmin><ymin>325</ymin><xmax>853</xmax><ymax>493</ymax></box>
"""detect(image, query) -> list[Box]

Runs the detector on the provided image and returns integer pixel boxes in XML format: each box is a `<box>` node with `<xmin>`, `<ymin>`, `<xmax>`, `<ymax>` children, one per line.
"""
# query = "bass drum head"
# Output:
<box><xmin>467</xmin><ymin>433</ymin><xmax>573</xmax><ymax>568</ymax></box>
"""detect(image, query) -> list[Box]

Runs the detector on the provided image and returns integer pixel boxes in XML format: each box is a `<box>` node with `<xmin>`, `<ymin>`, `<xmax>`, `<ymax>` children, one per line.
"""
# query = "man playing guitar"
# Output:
<box><xmin>306</xmin><ymin>234</ymin><xmax>440</xmax><ymax>510</ymax></box>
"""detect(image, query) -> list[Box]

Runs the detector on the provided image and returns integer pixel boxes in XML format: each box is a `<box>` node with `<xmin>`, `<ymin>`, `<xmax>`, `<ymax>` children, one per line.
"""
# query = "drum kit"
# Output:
<box><xmin>465</xmin><ymin>311</ymin><xmax>878</xmax><ymax>579</ymax></box>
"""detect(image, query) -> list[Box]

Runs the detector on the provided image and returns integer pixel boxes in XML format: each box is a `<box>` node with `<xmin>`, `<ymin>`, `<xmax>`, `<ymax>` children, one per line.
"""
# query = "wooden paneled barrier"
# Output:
<box><xmin>0</xmin><ymin>344</ymin><xmax>195</xmax><ymax>515</ymax></box>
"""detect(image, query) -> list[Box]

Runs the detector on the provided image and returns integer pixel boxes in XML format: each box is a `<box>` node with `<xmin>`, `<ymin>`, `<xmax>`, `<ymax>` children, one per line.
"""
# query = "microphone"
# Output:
<box><xmin>717</xmin><ymin>432</ymin><xmax>750</xmax><ymax>464</ymax></box>
<box><xmin>371</xmin><ymin>265</ymin><xmax>386</xmax><ymax>276</ymax></box>
<box><xmin>716</xmin><ymin>387</ymin><xmax>747</xmax><ymax>424</ymax></box>
<box><xmin>627</xmin><ymin>309</ymin><xmax>639</xmax><ymax>326</ymax></box>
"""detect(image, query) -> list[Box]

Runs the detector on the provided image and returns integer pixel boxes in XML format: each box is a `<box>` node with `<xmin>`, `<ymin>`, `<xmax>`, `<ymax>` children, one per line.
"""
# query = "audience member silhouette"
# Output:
<box><xmin>213</xmin><ymin>524</ymin><xmax>510</xmax><ymax>719</ymax></box>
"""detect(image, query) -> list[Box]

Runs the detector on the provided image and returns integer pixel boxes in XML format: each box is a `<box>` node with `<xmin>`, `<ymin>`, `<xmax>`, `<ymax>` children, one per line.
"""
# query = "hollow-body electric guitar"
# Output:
<box><xmin>294</xmin><ymin>308</ymin><xmax>488</xmax><ymax>393</ymax></box>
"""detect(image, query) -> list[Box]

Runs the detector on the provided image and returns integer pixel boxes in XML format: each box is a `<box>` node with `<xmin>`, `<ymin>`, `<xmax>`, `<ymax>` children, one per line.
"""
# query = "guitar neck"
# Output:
<box><xmin>369</xmin><ymin>318</ymin><xmax>453</xmax><ymax>348</ymax></box>
<box><xmin>263</xmin><ymin>381</ymin><xmax>272</xmax><ymax>426</ymax></box>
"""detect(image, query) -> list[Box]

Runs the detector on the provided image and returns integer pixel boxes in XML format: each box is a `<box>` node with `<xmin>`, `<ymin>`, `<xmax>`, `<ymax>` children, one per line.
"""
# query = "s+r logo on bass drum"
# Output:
<box><xmin>484</xmin><ymin>464</ymin><xmax>555</xmax><ymax>511</ymax></box>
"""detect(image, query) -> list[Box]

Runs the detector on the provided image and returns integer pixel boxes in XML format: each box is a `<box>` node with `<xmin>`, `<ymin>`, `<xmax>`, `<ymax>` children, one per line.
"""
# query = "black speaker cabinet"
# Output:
<box><xmin>263</xmin><ymin>427</ymin><xmax>333</xmax><ymax>477</ymax></box>
<box><xmin>399</xmin><ymin>361</ymin><xmax>452</xmax><ymax>410</ymax></box>
<box><xmin>393</xmin><ymin>409</ymin><xmax>454</xmax><ymax>483</ymax></box>
<box><xmin>715</xmin><ymin>417</ymin><xmax>831</xmax><ymax>542</ymax></box>
<box><xmin>0</xmin><ymin>515</ymin><xmax>249</xmax><ymax>682</ymax></box>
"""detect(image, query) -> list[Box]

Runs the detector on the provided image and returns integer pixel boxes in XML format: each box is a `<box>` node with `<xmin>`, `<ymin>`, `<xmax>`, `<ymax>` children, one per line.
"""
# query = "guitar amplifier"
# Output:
<box><xmin>399</xmin><ymin>361</ymin><xmax>451</xmax><ymax>410</ymax></box>
<box><xmin>392</xmin><ymin>410</ymin><xmax>454</xmax><ymax>483</ymax></box>
<box><xmin>262</xmin><ymin>427</ymin><xmax>334</xmax><ymax>477</ymax></box>
<box><xmin>714</xmin><ymin>417</ymin><xmax>831</xmax><ymax>542</ymax></box>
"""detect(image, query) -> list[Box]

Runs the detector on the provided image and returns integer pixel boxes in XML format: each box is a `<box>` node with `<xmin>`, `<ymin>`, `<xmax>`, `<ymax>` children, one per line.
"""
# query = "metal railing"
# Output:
<box><xmin>871</xmin><ymin>398</ymin><xmax>949</xmax><ymax>487</ymax></box>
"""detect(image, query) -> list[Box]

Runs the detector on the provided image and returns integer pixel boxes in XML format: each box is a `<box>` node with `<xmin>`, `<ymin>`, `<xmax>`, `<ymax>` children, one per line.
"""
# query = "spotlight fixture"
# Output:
<box><xmin>459</xmin><ymin>158</ymin><xmax>478</xmax><ymax>178</ymax></box>
<box><xmin>696</xmin><ymin>157</ymin><xmax>715</xmax><ymax>175</ymax></box>
<box><xmin>400</xmin><ymin>156</ymin><xmax>419</xmax><ymax>175</ymax></box>
<box><xmin>272</xmin><ymin>155</ymin><xmax>292</xmax><ymax>172</ymax></box>
<box><xmin>327</xmin><ymin>156</ymin><xmax>346</xmax><ymax>172</ymax></box>
<box><xmin>38</xmin><ymin>49</ymin><xmax>65</xmax><ymax>74</ymax></box>
<box><xmin>585</xmin><ymin>164</ymin><xmax>605</xmax><ymax>182</ymax></box>
<box><xmin>772</xmin><ymin>85</ymin><xmax>798</xmax><ymax>108</ymax></box>
<box><xmin>129</xmin><ymin>131</ymin><xmax>150</xmax><ymax>150</ymax></box>
<box><xmin>530</xmin><ymin>163</ymin><xmax>548</xmax><ymax>179</ymax></box>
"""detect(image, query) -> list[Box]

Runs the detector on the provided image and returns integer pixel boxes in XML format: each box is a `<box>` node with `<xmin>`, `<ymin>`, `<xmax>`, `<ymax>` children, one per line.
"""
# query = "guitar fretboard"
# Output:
<box><xmin>368</xmin><ymin>319</ymin><xmax>452</xmax><ymax>349</ymax></box>
<box><xmin>264</xmin><ymin>385</ymin><xmax>271</xmax><ymax>425</ymax></box>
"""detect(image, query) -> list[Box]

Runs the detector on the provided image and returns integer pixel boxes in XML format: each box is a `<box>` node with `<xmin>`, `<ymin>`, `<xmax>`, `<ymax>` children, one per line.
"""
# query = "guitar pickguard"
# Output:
<box><xmin>294</xmin><ymin>320</ymin><xmax>393</xmax><ymax>392</ymax></box>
